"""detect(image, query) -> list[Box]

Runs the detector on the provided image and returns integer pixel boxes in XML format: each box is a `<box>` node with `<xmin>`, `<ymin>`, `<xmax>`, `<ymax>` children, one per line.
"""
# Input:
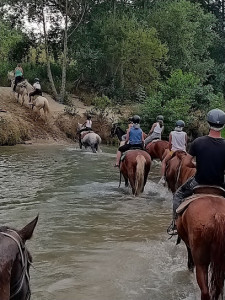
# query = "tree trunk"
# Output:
<box><xmin>42</xmin><ymin>6</ymin><xmax>59</xmax><ymax>100</ymax></box>
<box><xmin>60</xmin><ymin>0</ymin><xmax>68</xmax><ymax>103</ymax></box>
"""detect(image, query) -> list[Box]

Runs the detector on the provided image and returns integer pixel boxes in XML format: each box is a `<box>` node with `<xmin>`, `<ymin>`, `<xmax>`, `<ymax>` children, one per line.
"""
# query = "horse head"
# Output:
<box><xmin>7</xmin><ymin>71</ymin><xmax>14</xmax><ymax>81</ymax></box>
<box><xmin>110</xmin><ymin>124</ymin><xmax>125</xmax><ymax>141</ymax></box>
<box><xmin>110</xmin><ymin>123</ymin><xmax>118</xmax><ymax>137</ymax></box>
<box><xmin>0</xmin><ymin>216</ymin><xmax>38</xmax><ymax>300</ymax></box>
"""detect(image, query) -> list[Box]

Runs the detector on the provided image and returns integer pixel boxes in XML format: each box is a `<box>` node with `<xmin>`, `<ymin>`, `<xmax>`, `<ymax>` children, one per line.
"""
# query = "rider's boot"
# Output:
<box><xmin>167</xmin><ymin>214</ymin><xmax>178</xmax><ymax>236</ymax></box>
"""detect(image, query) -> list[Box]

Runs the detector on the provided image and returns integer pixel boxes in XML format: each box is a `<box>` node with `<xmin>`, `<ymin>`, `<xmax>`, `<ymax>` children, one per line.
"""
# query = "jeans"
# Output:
<box><xmin>173</xmin><ymin>176</ymin><xmax>198</xmax><ymax>217</ymax></box>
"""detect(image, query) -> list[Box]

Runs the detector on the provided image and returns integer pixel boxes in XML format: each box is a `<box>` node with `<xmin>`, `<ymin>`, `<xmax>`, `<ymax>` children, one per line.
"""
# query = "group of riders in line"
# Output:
<box><xmin>111</xmin><ymin>109</ymin><xmax>225</xmax><ymax>236</ymax></box>
<box><xmin>13</xmin><ymin>63</ymin><xmax>43</xmax><ymax>103</ymax></box>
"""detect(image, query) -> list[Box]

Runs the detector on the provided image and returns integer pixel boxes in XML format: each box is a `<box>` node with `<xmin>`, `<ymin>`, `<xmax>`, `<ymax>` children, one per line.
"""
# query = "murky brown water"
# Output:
<box><xmin>0</xmin><ymin>145</ymin><xmax>200</xmax><ymax>300</ymax></box>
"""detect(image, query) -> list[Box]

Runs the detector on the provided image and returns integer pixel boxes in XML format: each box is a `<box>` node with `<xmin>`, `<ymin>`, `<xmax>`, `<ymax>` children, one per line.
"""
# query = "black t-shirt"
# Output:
<box><xmin>189</xmin><ymin>136</ymin><xmax>225</xmax><ymax>186</ymax></box>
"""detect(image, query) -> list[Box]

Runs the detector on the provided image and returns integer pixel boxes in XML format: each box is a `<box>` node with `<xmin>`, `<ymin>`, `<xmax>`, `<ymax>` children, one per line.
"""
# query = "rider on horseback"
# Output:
<box><xmin>115</xmin><ymin>115</ymin><xmax>144</xmax><ymax>167</ymax></box>
<box><xmin>159</xmin><ymin>120</ymin><xmax>187</xmax><ymax>185</ymax></box>
<box><xmin>29</xmin><ymin>78</ymin><xmax>42</xmax><ymax>103</ymax></box>
<box><xmin>168</xmin><ymin>109</ymin><xmax>225</xmax><ymax>235</ymax></box>
<box><xmin>79</xmin><ymin>115</ymin><xmax>93</xmax><ymax>145</ymax></box>
<box><xmin>13</xmin><ymin>64</ymin><xmax>24</xmax><ymax>92</ymax></box>
<box><xmin>144</xmin><ymin>115</ymin><xmax>164</xmax><ymax>146</ymax></box>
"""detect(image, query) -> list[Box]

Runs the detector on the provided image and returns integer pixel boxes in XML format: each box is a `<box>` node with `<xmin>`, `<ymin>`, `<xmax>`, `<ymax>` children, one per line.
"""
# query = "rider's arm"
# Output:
<box><xmin>149</xmin><ymin>123</ymin><xmax>156</xmax><ymax>135</ymax></box>
<box><xmin>168</xmin><ymin>133</ymin><xmax>172</xmax><ymax>151</ymax></box>
<box><xmin>125</xmin><ymin>128</ymin><xmax>130</xmax><ymax>144</ymax></box>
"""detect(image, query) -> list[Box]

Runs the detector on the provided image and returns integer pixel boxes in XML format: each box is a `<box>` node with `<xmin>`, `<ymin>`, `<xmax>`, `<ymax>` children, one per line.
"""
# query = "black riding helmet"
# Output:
<box><xmin>132</xmin><ymin>115</ymin><xmax>141</xmax><ymax>124</ymax></box>
<box><xmin>175</xmin><ymin>120</ymin><xmax>185</xmax><ymax>128</ymax></box>
<box><xmin>87</xmin><ymin>115</ymin><xmax>92</xmax><ymax>120</ymax></box>
<box><xmin>156</xmin><ymin>115</ymin><xmax>164</xmax><ymax>121</ymax></box>
<box><xmin>207</xmin><ymin>108</ymin><xmax>225</xmax><ymax>128</ymax></box>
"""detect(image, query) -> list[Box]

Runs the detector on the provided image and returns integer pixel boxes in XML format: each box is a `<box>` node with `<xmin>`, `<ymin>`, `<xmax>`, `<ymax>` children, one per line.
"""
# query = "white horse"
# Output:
<box><xmin>31</xmin><ymin>96</ymin><xmax>50</xmax><ymax>119</ymax></box>
<box><xmin>77</xmin><ymin>123</ymin><xmax>101</xmax><ymax>153</ymax></box>
<box><xmin>8</xmin><ymin>71</ymin><xmax>34</xmax><ymax>106</ymax></box>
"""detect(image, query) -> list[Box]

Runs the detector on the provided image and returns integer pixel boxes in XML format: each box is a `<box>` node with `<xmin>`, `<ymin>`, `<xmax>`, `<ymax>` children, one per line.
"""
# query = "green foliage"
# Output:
<box><xmin>148</xmin><ymin>0</ymin><xmax>217</xmax><ymax>80</ymax></box>
<box><xmin>0</xmin><ymin>22</ymin><xmax>23</xmax><ymax>62</ymax></box>
<box><xmin>74</xmin><ymin>15</ymin><xmax>167</xmax><ymax>99</ymax></box>
<box><xmin>140</xmin><ymin>69</ymin><xmax>224</xmax><ymax>135</ymax></box>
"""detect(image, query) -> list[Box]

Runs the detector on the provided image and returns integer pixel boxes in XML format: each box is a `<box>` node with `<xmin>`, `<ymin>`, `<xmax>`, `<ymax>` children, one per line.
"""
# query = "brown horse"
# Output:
<box><xmin>119</xmin><ymin>150</ymin><xmax>151</xmax><ymax>196</ymax></box>
<box><xmin>145</xmin><ymin>140</ymin><xmax>169</xmax><ymax>161</ymax></box>
<box><xmin>0</xmin><ymin>216</ymin><xmax>38</xmax><ymax>300</ymax></box>
<box><xmin>165</xmin><ymin>151</ymin><xmax>196</xmax><ymax>193</ymax></box>
<box><xmin>177</xmin><ymin>189</ymin><xmax>225</xmax><ymax>300</ymax></box>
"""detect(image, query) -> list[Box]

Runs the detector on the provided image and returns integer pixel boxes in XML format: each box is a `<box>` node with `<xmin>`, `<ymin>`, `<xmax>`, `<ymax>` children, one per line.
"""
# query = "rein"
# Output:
<box><xmin>1</xmin><ymin>230</ymin><xmax>31</xmax><ymax>300</ymax></box>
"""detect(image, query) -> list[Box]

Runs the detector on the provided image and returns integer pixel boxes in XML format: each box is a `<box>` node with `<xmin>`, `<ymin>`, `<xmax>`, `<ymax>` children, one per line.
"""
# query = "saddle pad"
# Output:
<box><xmin>176</xmin><ymin>194</ymin><xmax>225</xmax><ymax>214</ymax></box>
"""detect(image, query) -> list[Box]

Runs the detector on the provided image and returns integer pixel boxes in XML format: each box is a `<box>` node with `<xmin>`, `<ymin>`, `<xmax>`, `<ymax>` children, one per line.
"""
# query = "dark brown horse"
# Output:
<box><xmin>177</xmin><ymin>189</ymin><xmax>225</xmax><ymax>300</ymax></box>
<box><xmin>119</xmin><ymin>150</ymin><xmax>151</xmax><ymax>196</ymax></box>
<box><xmin>145</xmin><ymin>140</ymin><xmax>169</xmax><ymax>161</ymax></box>
<box><xmin>0</xmin><ymin>216</ymin><xmax>38</xmax><ymax>300</ymax></box>
<box><xmin>165</xmin><ymin>151</ymin><xmax>196</xmax><ymax>193</ymax></box>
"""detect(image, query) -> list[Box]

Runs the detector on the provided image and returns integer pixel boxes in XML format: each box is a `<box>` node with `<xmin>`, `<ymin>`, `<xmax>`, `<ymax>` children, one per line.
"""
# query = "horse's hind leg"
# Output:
<box><xmin>195</xmin><ymin>265</ymin><xmax>210</xmax><ymax>300</ymax></box>
<box><xmin>187</xmin><ymin>246</ymin><xmax>194</xmax><ymax>272</ymax></box>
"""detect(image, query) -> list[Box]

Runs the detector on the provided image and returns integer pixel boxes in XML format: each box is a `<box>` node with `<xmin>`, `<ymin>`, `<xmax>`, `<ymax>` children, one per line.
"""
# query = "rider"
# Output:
<box><xmin>79</xmin><ymin>115</ymin><xmax>93</xmax><ymax>144</ymax></box>
<box><xmin>29</xmin><ymin>78</ymin><xmax>42</xmax><ymax>103</ymax></box>
<box><xmin>168</xmin><ymin>109</ymin><xmax>225</xmax><ymax>235</ymax></box>
<box><xmin>115</xmin><ymin>115</ymin><xmax>144</xmax><ymax>167</ymax></box>
<box><xmin>159</xmin><ymin>120</ymin><xmax>187</xmax><ymax>185</ymax></box>
<box><xmin>13</xmin><ymin>64</ymin><xmax>24</xmax><ymax>92</ymax></box>
<box><xmin>144</xmin><ymin>115</ymin><xmax>164</xmax><ymax>147</ymax></box>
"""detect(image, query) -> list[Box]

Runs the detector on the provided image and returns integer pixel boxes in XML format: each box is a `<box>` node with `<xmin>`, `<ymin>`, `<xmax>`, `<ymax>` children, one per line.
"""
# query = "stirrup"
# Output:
<box><xmin>167</xmin><ymin>220</ymin><xmax>177</xmax><ymax>236</ymax></box>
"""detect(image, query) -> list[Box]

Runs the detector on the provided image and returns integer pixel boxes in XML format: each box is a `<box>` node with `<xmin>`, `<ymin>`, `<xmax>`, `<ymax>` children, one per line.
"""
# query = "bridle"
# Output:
<box><xmin>1</xmin><ymin>230</ymin><xmax>31</xmax><ymax>300</ymax></box>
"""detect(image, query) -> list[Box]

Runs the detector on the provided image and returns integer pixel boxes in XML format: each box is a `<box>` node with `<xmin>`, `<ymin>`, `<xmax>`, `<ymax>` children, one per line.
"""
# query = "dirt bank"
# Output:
<box><xmin>0</xmin><ymin>87</ymin><xmax>112</xmax><ymax>146</ymax></box>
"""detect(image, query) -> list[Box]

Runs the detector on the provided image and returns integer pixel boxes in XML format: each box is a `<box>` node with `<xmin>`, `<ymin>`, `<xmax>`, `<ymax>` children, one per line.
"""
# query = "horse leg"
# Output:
<box><xmin>195</xmin><ymin>264</ymin><xmax>210</xmax><ymax>300</ymax></box>
<box><xmin>187</xmin><ymin>246</ymin><xmax>194</xmax><ymax>272</ymax></box>
<box><xmin>129</xmin><ymin>173</ymin><xmax>136</xmax><ymax>195</ymax></box>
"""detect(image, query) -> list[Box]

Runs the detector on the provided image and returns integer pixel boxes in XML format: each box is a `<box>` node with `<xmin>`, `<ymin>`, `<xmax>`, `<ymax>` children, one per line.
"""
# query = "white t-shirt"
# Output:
<box><xmin>153</xmin><ymin>122</ymin><xmax>163</xmax><ymax>134</ymax></box>
<box><xmin>33</xmin><ymin>82</ymin><xmax>41</xmax><ymax>90</ymax></box>
<box><xmin>171</xmin><ymin>131</ymin><xmax>187</xmax><ymax>151</ymax></box>
<box><xmin>86</xmin><ymin>120</ymin><xmax>92</xmax><ymax>128</ymax></box>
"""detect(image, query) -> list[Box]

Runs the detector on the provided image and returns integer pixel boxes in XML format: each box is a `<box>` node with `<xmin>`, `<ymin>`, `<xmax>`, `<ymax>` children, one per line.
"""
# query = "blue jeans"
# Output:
<box><xmin>173</xmin><ymin>177</ymin><xmax>198</xmax><ymax>217</ymax></box>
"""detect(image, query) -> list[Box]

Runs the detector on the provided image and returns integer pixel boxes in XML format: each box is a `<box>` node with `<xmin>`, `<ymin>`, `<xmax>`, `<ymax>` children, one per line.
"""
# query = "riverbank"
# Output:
<box><xmin>0</xmin><ymin>87</ymin><xmax>113</xmax><ymax>146</ymax></box>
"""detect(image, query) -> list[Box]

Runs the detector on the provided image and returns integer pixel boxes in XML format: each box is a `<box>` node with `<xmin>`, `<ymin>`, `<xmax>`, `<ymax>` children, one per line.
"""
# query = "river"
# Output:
<box><xmin>0</xmin><ymin>145</ymin><xmax>199</xmax><ymax>300</ymax></box>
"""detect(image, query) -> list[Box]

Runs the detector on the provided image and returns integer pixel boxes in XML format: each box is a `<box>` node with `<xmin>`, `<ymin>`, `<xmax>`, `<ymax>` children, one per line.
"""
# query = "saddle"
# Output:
<box><xmin>80</xmin><ymin>130</ymin><xmax>93</xmax><ymax>139</ymax></box>
<box><xmin>17</xmin><ymin>80</ymin><xmax>26</xmax><ymax>88</ymax></box>
<box><xmin>176</xmin><ymin>185</ymin><xmax>225</xmax><ymax>214</ymax></box>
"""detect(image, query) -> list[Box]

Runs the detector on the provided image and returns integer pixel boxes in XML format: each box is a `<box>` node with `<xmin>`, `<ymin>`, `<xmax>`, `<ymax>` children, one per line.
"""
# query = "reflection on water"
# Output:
<box><xmin>0</xmin><ymin>145</ymin><xmax>199</xmax><ymax>300</ymax></box>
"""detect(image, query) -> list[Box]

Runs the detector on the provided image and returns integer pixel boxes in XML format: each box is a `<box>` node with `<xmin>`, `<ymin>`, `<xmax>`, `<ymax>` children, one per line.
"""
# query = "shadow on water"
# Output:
<box><xmin>0</xmin><ymin>144</ymin><xmax>199</xmax><ymax>300</ymax></box>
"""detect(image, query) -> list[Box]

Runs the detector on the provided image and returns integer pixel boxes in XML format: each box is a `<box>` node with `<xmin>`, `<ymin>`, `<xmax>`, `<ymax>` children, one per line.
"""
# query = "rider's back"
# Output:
<box><xmin>190</xmin><ymin>136</ymin><xmax>225</xmax><ymax>186</ymax></box>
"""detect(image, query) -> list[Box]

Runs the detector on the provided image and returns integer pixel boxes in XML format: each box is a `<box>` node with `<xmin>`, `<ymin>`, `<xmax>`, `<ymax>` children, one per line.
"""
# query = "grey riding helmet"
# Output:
<box><xmin>34</xmin><ymin>78</ymin><xmax>40</xmax><ymax>82</ymax></box>
<box><xmin>132</xmin><ymin>115</ymin><xmax>141</xmax><ymax>124</ymax></box>
<box><xmin>175</xmin><ymin>120</ymin><xmax>185</xmax><ymax>128</ymax></box>
<box><xmin>207</xmin><ymin>108</ymin><xmax>225</xmax><ymax>128</ymax></box>
<box><xmin>156</xmin><ymin>115</ymin><xmax>164</xmax><ymax>121</ymax></box>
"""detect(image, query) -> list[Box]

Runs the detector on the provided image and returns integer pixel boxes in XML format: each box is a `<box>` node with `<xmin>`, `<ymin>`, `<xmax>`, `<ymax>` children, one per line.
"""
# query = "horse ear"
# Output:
<box><xmin>19</xmin><ymin>215</ymin><xmax>39</xmax><ymax>242</ymax></box>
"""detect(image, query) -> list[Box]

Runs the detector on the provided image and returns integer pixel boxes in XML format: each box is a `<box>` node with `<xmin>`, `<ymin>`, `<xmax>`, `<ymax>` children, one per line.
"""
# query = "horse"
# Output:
<box><xmin>145</xmin><ymin>140</ymin><xmax>169</xmax><ymax>161</ymax></box>
<box><xmin>177</xmin><ymin>187</ymin><xmax>225</xmax><ymax>300</ymax></box>
<box><xmin>111</xmin><ymin>123</ymin><xmax>126</xmax><ymax>141</ymax></box>
<box><xmin>77</xmin><ymin>123</ymin><xmax>102</xmax><ymax>153</ymax></box>
<box><xmin>119</xmin><ymin>149</ymin><xmax>151</xmax><ymax>196</ymax></box>
<box><xmin>31</xmin><ymin>96</ymin><xmax>50</xmax><ymax>119</ymax></box>
<box><xmin>165</xmin><ymin>151</ymin><xmax>196</xmax><ymax>193</ymax></box>
<box><xmin>0</xmin><ymin>216</ymin><xmax>38</xmax><ymax>300</ymax></box>
<box><xmin>8</xmin><ymin>71</ymin><xmax>34</xmax><ymax>106</ymax></box>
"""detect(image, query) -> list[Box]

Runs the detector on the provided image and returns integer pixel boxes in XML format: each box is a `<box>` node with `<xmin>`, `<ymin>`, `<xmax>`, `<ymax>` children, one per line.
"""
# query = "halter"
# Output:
<box><xmin>1</xmin><ymin>230</ymin><xmax>31</xmax><ymax>300</ymax></box>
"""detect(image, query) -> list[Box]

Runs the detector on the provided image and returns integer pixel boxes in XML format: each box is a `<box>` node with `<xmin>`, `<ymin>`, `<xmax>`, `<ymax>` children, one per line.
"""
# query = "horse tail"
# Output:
<box><xmin>43</xmin><ymin>99</ymin><xmax>50</xmax><ymax>114</ymax></box>
<box><xmin>134</xmin><ymin>154</ymin><xmax>146</xmax><ymax>196</ymax></box>
<box><xmin>210</xmin><ymin>213</ymin><xmax>225</xmax><ymax>297</ymax></box>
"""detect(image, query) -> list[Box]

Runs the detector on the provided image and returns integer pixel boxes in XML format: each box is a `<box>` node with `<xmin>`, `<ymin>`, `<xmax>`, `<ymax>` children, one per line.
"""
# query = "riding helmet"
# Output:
<box><xmin>175</xmin><ymin>120</ymin><xmax>185</xmax><ymax>128</ymax></box>
<box><xmin>156</xmin><ymin>115</ymin><xmax>164</xmax><ymax>121</ymax></box>
<box><xmin>207</xmin><ymin>108</ymin><xmax>225</xmax><ymax>127</ymax></box>
<box><xmin>132</xmin><ymin>115</ymin><xmax>141</xmax><ymax>124</ymax></box>
<box><xmin>87</xmin><ymin>115</ymin><xmax>92</xmax><ymax>120</ymax></box>
<box><xmin>34</xmin><ymin>78</ymin><xmax>40</xmax><ymax>82</ymax></box>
